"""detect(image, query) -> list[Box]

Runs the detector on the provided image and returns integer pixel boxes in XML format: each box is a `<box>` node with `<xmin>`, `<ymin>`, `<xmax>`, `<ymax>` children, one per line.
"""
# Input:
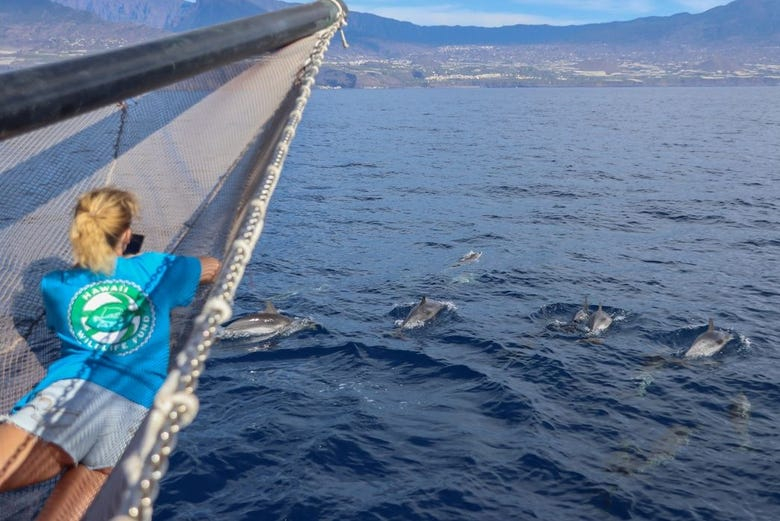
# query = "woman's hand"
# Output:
<box><xmin>198</xmin><ymin>257</ymin><xmax>221</xmax><ymax>284</ymax></box>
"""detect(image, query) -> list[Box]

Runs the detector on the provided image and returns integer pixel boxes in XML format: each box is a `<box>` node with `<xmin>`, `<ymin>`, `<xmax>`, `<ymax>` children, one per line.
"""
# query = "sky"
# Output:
<box><xmin>345</xmin><ymin>0</ymin><xmax>731</xmax><ymax>27</ymax></box>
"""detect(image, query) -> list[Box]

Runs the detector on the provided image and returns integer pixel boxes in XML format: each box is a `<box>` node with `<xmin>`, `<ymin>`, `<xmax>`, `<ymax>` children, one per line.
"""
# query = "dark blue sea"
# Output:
<box><xmin>156</xmin><ymin>87</ymin><xmax>780</xmax><ymax>521</ymax></box>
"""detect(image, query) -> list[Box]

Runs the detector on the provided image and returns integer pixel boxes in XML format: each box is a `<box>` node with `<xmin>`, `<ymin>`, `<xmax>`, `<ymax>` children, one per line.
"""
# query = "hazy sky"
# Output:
<box><xmin>345</xmin><ymin>0</ymin><xmax>730</xmax><ymax>27</ymax></box>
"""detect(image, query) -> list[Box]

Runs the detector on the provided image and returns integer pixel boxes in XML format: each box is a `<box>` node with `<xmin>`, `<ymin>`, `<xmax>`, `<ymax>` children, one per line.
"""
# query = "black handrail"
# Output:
<box><xmin>0</xmin><ymin>0</ymin><xmax>347</xmax><ymax>140</ymax></box>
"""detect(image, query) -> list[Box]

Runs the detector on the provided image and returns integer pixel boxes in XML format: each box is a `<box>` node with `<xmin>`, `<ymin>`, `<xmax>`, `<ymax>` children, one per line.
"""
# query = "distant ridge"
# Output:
<box><xmin>342</xmin><ymin>0</ymin><xmax>780</xmax><ymax>49</ymax></box>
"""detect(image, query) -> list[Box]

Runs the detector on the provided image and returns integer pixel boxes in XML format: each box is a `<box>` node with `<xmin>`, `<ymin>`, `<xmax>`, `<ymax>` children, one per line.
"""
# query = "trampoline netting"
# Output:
<box><xmin>0</xmin><ymin>2</ymin><xmax>347</xmax><ymax>519</ymax></box>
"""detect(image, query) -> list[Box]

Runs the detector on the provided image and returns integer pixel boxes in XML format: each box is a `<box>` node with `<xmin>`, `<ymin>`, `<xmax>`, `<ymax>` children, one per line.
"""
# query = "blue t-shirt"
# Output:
<box><xmin>14</xmin><ymin>252</ymin><xmax>201</xmax><ymax>410</ymax></box>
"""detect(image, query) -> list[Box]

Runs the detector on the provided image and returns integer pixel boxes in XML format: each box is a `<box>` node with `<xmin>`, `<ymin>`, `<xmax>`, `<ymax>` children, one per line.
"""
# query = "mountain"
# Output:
<box><xmin>48</xmin><ymin>0</ymin><xmax>196</xmax><ymax>30</ymax></box>
<box><xmin>40</xmin><ymin>0</ymin><xmax>780</xmax><ymax>48</ymax></box>
<box><xmin>3</xmin><ymin>0</ymin><xmax>779</xmax><ymax>87</ymax></box>
<box><xmin>50</xmin><ymin>0</ymin><xmax>292</xmax><ymax>31</ymax></box>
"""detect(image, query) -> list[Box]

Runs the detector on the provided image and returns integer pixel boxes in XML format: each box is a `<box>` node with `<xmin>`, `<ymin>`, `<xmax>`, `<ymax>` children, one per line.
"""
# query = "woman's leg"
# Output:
<box><xmin>0</xmin><ymin>423</ymin><xmax>72</xmax><ymax>490</ymax></box>
<box><xmin>35</xmin><ymin>465</ymin><xmax>111</xmax><ymax>521</ymax></box>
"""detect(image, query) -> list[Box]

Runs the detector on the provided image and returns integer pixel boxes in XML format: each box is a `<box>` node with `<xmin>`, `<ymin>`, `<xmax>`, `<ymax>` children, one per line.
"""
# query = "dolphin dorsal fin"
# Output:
<box><xmin>598</xmin><ymin>303</ymin><xmax>603</xmax><ymax>312</ymax></box>
<box><xmin>707</xmin><ymin>318</ymin><xmax>715</xmax><ymax>331</ymax></box>
<box><xmin>264</xmin><ymin>301</ymin><xmax>278</xmax><ymax>313</ymax></box>
<box><xmin>582</xmin><ymin>296</ymin><xmax>589</xmax><ymax>311</ymax></box>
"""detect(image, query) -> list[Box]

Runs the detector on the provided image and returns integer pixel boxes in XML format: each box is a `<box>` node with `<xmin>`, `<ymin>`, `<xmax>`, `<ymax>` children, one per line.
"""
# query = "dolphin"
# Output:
<box><xmin>608</xmin><ymin>425</ymin><xmax>690</xmax><ymax>476</ymax></box>
<box><xmin>453</xmin><ymin>250</ymin><xmax>482</xmax><ymax>267</ymax></box>
<box><xmin>399</xmin><ymin>296</ymin><xmax>446</xmax><ymax>328</ymax></box>
<box><xmin>572</xmin><ymin>297</ymin><xmax>589</xmax><ymax>324</ymax></box>
<box><xmin>684</xmin><ymin>318</ymin><xmax>733</xmax><ymax>359</ymax></box>
<box><xmin>587</xmin><ymin>304</ymin><xmax>612</xmax><ymax>335</ymax></box>
<box><xmin>641</xmin><ymin>425</ymin><xmax>691</xmax><ymax>471</ymax></box>
<box><xmin>729</xmin><ymin>392</ymin><xmax>751</xmax><ymax>422</ymax></box>
<box><xmin>728</xmin><ymin>392</ymin><xmax>752</xmax><ymax>449</ymax></box>
<box><xmin>221</xmin><ymin>301</ymin><xmax>293</xmax><ymax>339</ymax></box>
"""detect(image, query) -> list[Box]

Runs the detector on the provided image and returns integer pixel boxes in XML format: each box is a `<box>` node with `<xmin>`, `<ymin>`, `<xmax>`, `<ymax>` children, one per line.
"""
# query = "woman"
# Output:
<box><xmin>0</xmin><ymin>187</ymin><xmax>220</xmax><ymax>520</ymax></box>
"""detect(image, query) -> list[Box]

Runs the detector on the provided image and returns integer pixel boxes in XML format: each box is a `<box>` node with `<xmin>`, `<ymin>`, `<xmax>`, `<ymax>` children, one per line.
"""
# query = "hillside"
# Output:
<box><xmin>0</xmin><ymin>0</ymin><xmax>166</xmax><ymax>69</ymax></box>
<box><xmin>324</xmin><ymin>0</ymin><xmax>780</xmax><ymax>88</ymax></box>
<box><xmin>50</xmin><ymin>0</ymin><xmax>293</xmax><ymax>30</ymax></box>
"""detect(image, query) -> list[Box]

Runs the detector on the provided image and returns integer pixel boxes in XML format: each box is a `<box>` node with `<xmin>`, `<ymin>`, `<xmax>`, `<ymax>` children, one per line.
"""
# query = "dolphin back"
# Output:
<box><xmin>400</xmin><ymin>296</ymin><xmax>447</xmax><ymax>328</ymax></box>
<box><xmin>221</xmin><ymin>301</ymin><xmax>293</xmax><ymax>337</ymax></box>
<box><xmin>573</xmin><ymin>296</ymin><xmax>590</xmax><ymax>323</ymax></box>
<box><xmin>684</xmin><ymin>320</ymin><xmax>733</xmax><ymax>358</ymax></box>
<box><xmin>587</xmin><ymin>304</ymin><xmax>612</xmax><ymax>334</ymax></box>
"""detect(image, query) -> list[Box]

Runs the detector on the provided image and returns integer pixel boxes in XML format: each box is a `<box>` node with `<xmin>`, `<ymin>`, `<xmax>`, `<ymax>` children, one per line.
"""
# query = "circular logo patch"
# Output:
<box><xmin>68</xmin><ymin>280</ymin><xmax>155</xmax><ymax>355</ymax></box>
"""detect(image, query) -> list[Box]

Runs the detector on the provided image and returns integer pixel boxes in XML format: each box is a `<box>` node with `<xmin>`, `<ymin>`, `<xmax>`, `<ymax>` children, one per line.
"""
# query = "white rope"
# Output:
<box><xmin>109</xmin><ymin>9</ymin><xmax>346</xmax><ymax>520</ymax></box>
<box><xmin>325</xmin><ymin>0</ymin><xmax>350</xmax><ymax>49</ymax></box>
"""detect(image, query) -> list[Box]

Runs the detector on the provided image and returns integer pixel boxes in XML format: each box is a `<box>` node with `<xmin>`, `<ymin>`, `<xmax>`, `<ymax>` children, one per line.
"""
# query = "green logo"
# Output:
<box><xmin>68</xmin><ymin>280</ymin><xmax>155</xmax><ymax>355</ymax></box>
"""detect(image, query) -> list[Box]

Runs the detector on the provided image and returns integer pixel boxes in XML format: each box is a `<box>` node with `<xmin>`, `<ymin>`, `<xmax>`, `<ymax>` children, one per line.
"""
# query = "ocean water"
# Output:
<box><xmin>156</xmin><ymin>87</ymin><xmax>780</xmax><ymax>520</ymax></box>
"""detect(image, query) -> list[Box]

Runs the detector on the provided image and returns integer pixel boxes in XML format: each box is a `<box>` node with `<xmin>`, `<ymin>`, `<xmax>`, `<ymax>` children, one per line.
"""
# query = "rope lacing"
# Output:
<box><xmin>112</xmin><ymin>8</ymin><xmax>346</xmax><ymax>520</ymax></box>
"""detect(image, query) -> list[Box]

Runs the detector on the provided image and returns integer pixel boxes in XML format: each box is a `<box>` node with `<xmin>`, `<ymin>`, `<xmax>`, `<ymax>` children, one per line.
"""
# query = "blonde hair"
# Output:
<box><xmin>69</xmin><ymin>187</ymin><xmax>139</xmax><ymax>274</ymax></box>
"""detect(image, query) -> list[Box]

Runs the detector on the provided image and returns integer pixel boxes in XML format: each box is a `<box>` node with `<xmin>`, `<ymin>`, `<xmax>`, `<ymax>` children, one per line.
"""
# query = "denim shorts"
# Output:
<box><xmin>4</xmin><ymin>379</ymin><xmax>148</xmax><ymax>469</ymax></box>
